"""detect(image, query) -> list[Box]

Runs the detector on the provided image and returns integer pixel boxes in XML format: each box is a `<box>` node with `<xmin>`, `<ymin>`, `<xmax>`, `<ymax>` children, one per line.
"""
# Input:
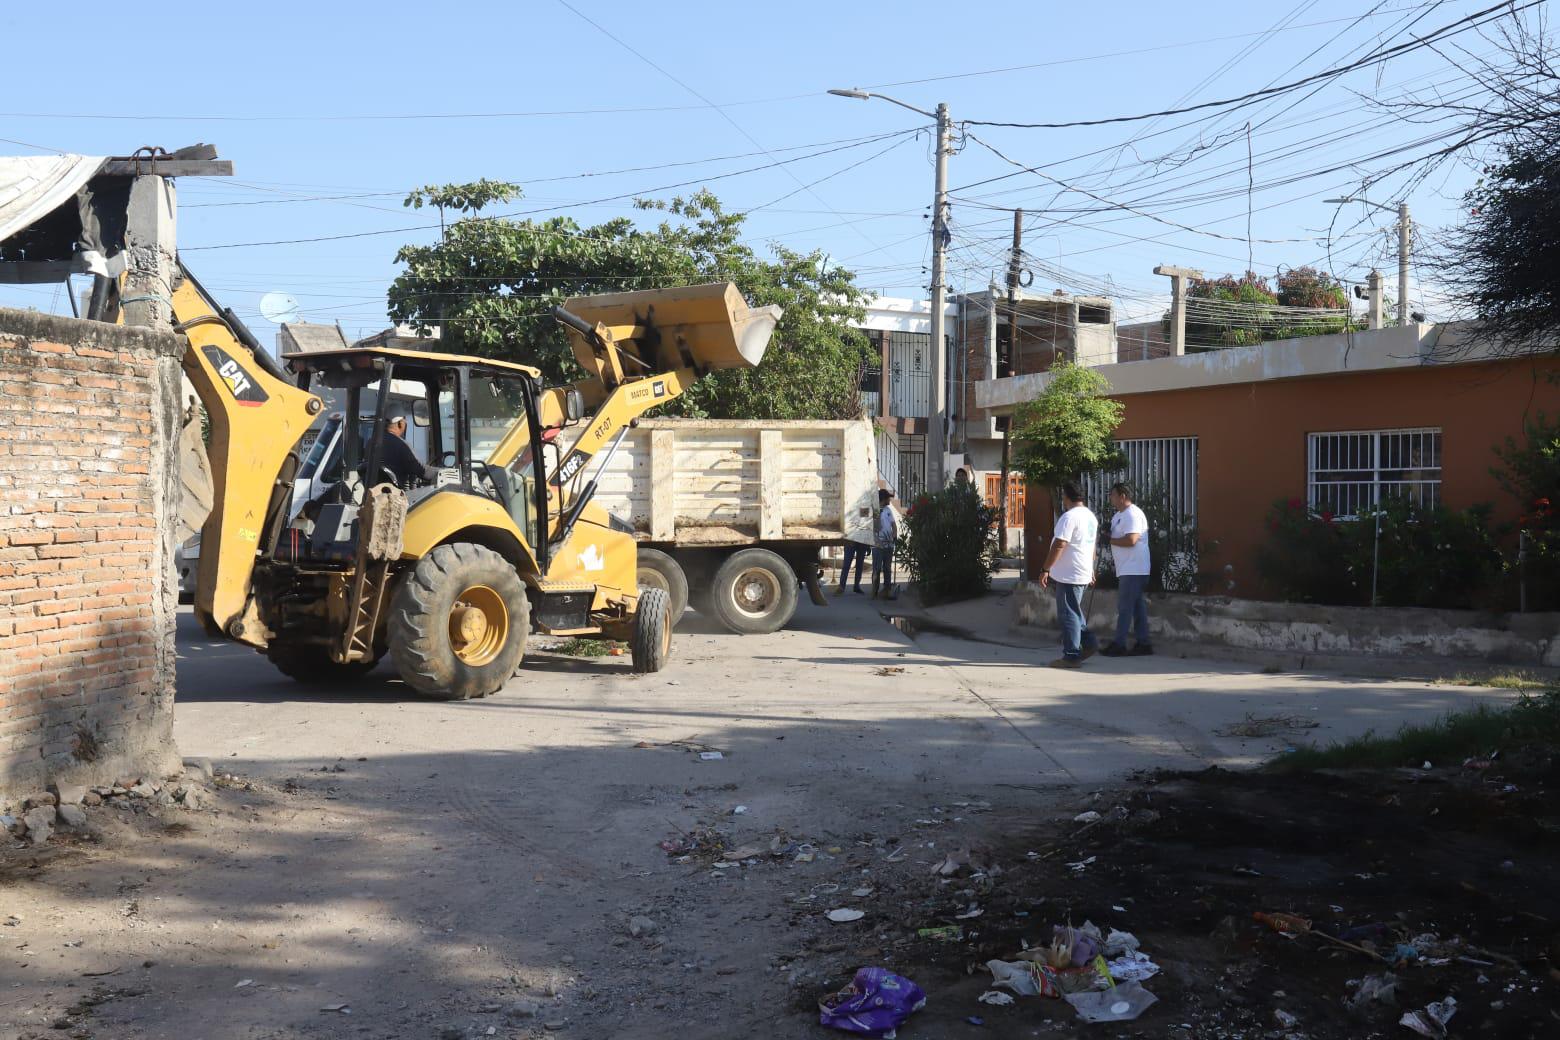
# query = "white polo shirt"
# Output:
<box><xmin>1111</xmin><ymin>504</ymin><xmax>1151</xmax><ymax>577</ymax></box>
<box><xmin>1050</xmin><ymin>505</ymin><xmax>1098</xmax><ymax>585</ymax></box>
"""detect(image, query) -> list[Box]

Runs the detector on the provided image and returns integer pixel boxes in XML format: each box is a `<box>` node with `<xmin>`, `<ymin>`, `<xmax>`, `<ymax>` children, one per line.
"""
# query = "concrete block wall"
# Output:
<box><xmin>0</xmin><ymin>308</ymin><xmax>184</xmax><ymax>797</ymax></box>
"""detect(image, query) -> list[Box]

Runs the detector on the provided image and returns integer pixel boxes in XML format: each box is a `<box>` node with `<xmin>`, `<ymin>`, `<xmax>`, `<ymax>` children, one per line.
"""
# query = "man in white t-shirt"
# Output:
<box><xmin>1102</xmin><ymin>482</ymin><xmax>1154</xmax><ymax>657</ymax></box>
<box><xmin>1039</xmin><ymin>482</ymin><xmax>1099</xmax><ymax>668</ymax></box>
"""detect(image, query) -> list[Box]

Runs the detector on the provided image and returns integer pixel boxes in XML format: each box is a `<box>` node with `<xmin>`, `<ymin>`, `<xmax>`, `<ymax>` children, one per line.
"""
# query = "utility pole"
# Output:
<box><xmin>1397</xmin><ymin>202</ymin><xmax>1411</xmax><ymax>326</ymax></box>
<box><xmin>928</xmin><ymin>101</ymin><xmax>951</xmax><ymax>493</ymax></box>
<box><xmin>1154</xmin><ymin>265</ymin><xmax>1203</xmax><ymax>355</ymax></box>
<box><xmin>998</xmin><ymin>208</ymin><xmax>1022</xmax><ymax>554</ymax></box>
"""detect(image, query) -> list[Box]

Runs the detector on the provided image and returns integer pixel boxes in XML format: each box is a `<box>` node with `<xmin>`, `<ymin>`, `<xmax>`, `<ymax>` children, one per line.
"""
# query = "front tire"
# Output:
<box><xmin>635</xmin><ymin>547</ymin><xmax>688</xmax><ymax>624</ymax></box>
<box><xmin>388</xmin><ymin>543</ymin><xmax>530</xmax><ymax>700</ymax></box>
<box><xmin>630</xmin><ymin>586</ymin><xmax>673</xmax><ymax>673</ymax></box>
<box><xmin>709</xmin><ymin>548</ymin><xmax>799</xmax><ymax>635</ymax></box>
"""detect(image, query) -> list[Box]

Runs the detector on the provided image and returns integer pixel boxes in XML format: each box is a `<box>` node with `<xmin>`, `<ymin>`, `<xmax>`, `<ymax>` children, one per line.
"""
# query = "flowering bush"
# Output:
<box><xmin>1256</xmin><ymin>497</ymin><xmax>1503</xmax><ymax>608</ymax></box>
<box><xmin>1493</xmin><ymin>414</ymin><xmax>1560</xmax><ymax>611</ymax></box>
<box><xmin>896</xmin><ymin>484</ymin><xmax>999</xmax><ymax>604</ymax></box>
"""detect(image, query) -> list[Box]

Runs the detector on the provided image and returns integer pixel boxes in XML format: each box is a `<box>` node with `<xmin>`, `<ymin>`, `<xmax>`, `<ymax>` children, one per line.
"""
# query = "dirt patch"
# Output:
<box><xmin>791</xmin><ymin>762</ymin><xmax>1560</xmax><ymax>1038</ymax></box>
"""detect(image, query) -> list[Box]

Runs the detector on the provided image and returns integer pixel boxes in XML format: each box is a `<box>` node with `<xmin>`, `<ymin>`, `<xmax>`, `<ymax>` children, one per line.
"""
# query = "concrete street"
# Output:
<box><xmin>3</xmin><ymin>588</ymin><xmax>1513</xmax><ymax>1039</ymax></box>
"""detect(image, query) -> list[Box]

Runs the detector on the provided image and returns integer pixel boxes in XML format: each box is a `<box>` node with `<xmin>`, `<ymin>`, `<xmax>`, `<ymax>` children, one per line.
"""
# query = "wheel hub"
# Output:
<box><xmin>733</xmin><ymin>568</ymin><xmax>779</xmax><ymax>617</ymax></box>
<box><xmin>448</xmin><ymin>585</ymin><xmax>508</xmax><ymax>666</ymax></box>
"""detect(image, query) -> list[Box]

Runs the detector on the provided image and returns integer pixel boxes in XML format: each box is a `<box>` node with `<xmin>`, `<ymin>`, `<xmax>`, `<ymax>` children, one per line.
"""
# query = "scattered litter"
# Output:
<box><xmin>1274</xmin><ymin>1009</ymin><xmax>1298</xmax><ymax>1028</ymax></box>
<box><xmin>1065</xmin><ymin>856</ymin><xmax>1096</xmax><ymax>873</ymax></box>
<box><xmin>851</xmin><ymin>887</ymin><xmax>874</xmax><ymax>898</ymax></box>
<box><xmin>986</xmin><ymin>959</ymin><xmax>1057</xmax><ymax>998</ymax></box>
<box><xmin>1346</xmin><ymin>973</ymin><xmax>1398</xmax><ymax>1010</ymax></box>
<box><xmin>1103</xmin><ymin>929</ymin><xmax>1140</xmax><ymax>957</ymax></box>
<box><xmin>977</xmin><ymin>990</ymin><xmax>1014</xmax><ymax>1006</ymax></box>
<box><xmin>874</xmin><ymin>666</ymin><xmax>906</xmax><ymax>676</ymax></box>
<box><xmin>1399</xmin><ymin>997</ymin><xmax>1456</xmax><ymax>1038</ymax></box>
<box><xmin>235</xmin><ymin>978</ymin><xmax>255</xmax><ymax>988</ymax></box>
<box><xmin>955</xmin><ymin>905</ymin><xmax>984</xmax><ymax>920</ymax></box>
<box><xmin>965</xmin><ymin>1015</ymin><xmax>984</xmax><ymax>1026</ymax></box>
<box><xmin>80</xmin><ymin>967</ymin><xmax>121</xmax><ymax>978</ymax></box>
<box><xmin>1215</xmin><ymin>713</ymin><xmax>1319</xmax><ymax>738</ymax></box>
<box><xmin>795</xmin><ymin>850</ymin><xmax>816</xmax><ymax>864</ymax></box>
<box><xmin>1253</xmin><ymin>911</ymin><xmax>1311</xmax><ymax>935</ymax></box>
<box><xmin>1074</xmin><ymin>811</ymin><xmax>1103</xmax><ymax>823</ymax></box>
<box><xmin>883</xmin><ymin>847</ymin><xmax>906</xmax><ymax>863</ymax></box>
<box><xmin>698</xmin><ymin>751</ymin><xmax>724</xmax><ymax>761</ymax></box>
<box><xmin>732</xmin><ymin>805</ymin><xmax>748</xmax><ymax>815</ymax></box>
<box><xmin>826</xmin><ymin>908</ymin><xmax>866</xmax><ymax>923</ymax></box>
<box><xmin>1065</xmin><ymin>980</ymin><xmax>1158</xmax><ymax>1023</ymax></box>
<box><xmin>319</xmin><ymin>1003</ymin><xmax>351</xmax><ymax>1014</ymax></box>
<box><xmin>1106</xmin><ymin>952</ymin><xmax>1160</xmax><ymax>983</ymax></box>
<box><xmin>818</xmin><ymin>967</ymin><xmax>925</xmax><ymax>1036</ymax></box>
<box><xmin>917</xmin><ymin>926</ymin><xmax>962</xmax><ymax>942</ymax></box>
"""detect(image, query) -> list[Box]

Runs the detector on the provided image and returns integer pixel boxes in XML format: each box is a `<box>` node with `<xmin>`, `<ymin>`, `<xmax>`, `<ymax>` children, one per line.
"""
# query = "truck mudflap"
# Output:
<box><xmin>805</xmin><ymin>566</ymin><xmax>829</xmax><ymax>607</ymax></box>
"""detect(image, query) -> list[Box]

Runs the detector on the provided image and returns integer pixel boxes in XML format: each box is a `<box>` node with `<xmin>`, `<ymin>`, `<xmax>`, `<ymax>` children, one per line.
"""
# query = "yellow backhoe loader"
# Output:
<box><xmin>178</xmin><ymin>268</ymin><xmax>780</xmax><ymax>698</ymax></box>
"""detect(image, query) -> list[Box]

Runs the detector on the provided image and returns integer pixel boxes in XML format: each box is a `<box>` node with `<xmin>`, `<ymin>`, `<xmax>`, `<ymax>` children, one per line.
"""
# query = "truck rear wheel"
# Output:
<box><xmin>635</xmin><ymin>547</ymin><xmax>688</xmax><ymax>624</ymax></box>
<box><xmin>265</xmin><ymin>642</ymin><xmax>380</xmax><ymax>685</ymax></box>
<box><xmin>710</xmin><ymin>548</ymin><xmax>798</xmax><ymax>635</ymax></box>
<box><xmin>388</xmin><ymin>543</ymin><xmax>530</xmax><ymax>700</ymax></box>
<box><xmin>630</xmin><ymin>586</ymin><xmax>673</xmax><ymax>673</ymax></box>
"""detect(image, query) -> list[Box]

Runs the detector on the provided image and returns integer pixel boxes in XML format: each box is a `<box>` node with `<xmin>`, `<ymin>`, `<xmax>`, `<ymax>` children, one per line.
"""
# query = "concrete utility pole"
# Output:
<box><xmin>998</xmin><ymin>208</ymin><xmax>1022</xmax><ymax>553</ymax></box>
<box><xmin>928</xmin><ymin>102</ymin><xmax>951</xmax><ymax>492</ymax></box>
<box><xmin>123</xmin><ymin>176</ymin><xmax>178</xmax><ymax>328</ymax></box>
<box><xmin>1397</xmin><ymin>202</ymin><xmax>1411</xmax><ymax>326</ymax></box>
<box><xmin>829</xmin><ymin>88</ymin><xmax>952</xmax><ymax>493</ymax></box>
<box><xmin>1361</xmin><ymin>269</ymin><xmax>1385</xmax><ymax>330</ymax></box>
<box><xmin>1154</xmin><ymin>264</ymin><xmax>1203</xmax><ymax>355</ymax></box>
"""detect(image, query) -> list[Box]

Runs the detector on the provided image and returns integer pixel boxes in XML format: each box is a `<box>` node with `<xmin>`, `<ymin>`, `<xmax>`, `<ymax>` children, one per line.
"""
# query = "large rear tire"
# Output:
<box><xmin>265</xmin><ymin>642</ymin><xmax>380</xmax><ymax>685</ymax></box>
<box><xmin>630</xmin><ymin>586</ymin><xmax>673</xmax><ymax>673</ymax></box>
<box><xmin>635</xmin><ymin>547</ymin><xmax>688</xmax><ymax>624</ymax></box>
<box><xmin>709</xmin><ymin>548</ymin><xmax>799</xmax><ymax>635</ymax></box>
<box><xmin>387</xmin><ymin>543</ymin><xmax>530</xmax><ymax>700</ymax></box>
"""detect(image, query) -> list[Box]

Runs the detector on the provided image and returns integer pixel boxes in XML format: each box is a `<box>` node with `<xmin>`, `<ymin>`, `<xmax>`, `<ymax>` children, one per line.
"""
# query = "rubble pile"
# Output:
<box><xmin>1</xmin><ymin>758</ymin><xmax>221</xmax><ymax>846</ymax></box>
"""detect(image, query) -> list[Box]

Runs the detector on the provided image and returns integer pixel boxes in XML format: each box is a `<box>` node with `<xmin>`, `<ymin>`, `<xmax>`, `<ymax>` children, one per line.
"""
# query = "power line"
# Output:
<box><xmin>964</xmin><ymin>0</ymin><xmax>1540</xmax><ymax>129</ymax></box>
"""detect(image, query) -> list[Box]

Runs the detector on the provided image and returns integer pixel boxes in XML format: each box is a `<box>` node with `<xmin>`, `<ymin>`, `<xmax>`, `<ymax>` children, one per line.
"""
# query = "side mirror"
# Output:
<box><xmin>412</xmin><ymin>399</ymin><xmax>431</xmax><ymax>427</ymax></box>
<box><xmin>564</xmin><ymin>387</ymin><xmax>585</xmax><ymax>423</ymax></box>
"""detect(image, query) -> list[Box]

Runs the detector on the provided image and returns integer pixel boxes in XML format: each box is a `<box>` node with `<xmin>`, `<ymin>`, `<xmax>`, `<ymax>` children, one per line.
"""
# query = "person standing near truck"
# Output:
<box><xmin>837</xmin><ymin>519</ymin><xmax>873</xmax><ymax>596</ymax></box>
<box><xmin>1102</xmin><ymin>482</ymin><xmax>1153</xmax><ymax>656</ymax></box>
<box><xmin>1039</xmin><ymin>482</ymin><xmax>1099</xmax><ymax>668</ymax></box>
<box><xmin>871</xmin><ymin>488</ymin><xmax>898</xmax><ymax>600</ymax></box>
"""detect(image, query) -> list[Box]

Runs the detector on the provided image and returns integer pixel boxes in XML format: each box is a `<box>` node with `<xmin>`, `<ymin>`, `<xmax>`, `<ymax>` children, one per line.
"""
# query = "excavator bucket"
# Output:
<box><xmin>559</xmin><ymin>282</ymin><xmax>781</xmax><ymax>372</ymax></box>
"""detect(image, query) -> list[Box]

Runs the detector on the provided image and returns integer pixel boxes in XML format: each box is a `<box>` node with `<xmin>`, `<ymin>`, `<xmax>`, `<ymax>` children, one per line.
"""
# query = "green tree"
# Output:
<box><xmin>1010</xmin><ymin>360</ymin><xmax>1125</xmax><ymax>487</ymax></box>
<box><xmin>386</xmin><ymin>185</ymin><xmax>872</xmax><ymax>419</ymax></box>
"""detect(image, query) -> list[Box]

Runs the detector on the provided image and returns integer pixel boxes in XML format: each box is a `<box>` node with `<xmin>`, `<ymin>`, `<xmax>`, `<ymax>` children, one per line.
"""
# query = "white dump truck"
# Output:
<box><xmin>590</xmin><ymin>419</ymin><xmax>880</xmax><ymax>633</ymax></box>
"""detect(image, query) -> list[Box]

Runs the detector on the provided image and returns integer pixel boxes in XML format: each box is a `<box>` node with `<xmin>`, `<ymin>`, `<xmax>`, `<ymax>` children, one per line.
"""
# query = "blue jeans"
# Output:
<box><xmin>1054</xmin><ymin>582</ymin><xmax>1098</xmax><ymax>659</ymax></box>
<box><xmin>1115</xmin><ymin>574</ymin><xmax>1152</xmax><ymax>647</ymax></box>
<box><xmin>838</xmin><ymin>543</ymin><xmax>868</xmax><ymax>589</ymax></box>
<box><xmin>872</xmin><ymin>546</ymin><xmax>894</xmax><ymax>592</ymax></box>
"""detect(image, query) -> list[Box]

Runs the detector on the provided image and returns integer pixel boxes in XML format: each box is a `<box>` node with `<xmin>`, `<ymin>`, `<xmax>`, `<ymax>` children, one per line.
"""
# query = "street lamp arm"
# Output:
<box><xmin>826</xmin><ymin>87</ymin><xmax>936</xmax><ymax>120</ymax></box>
<box><xmin>1323</xmin><ymin>195</ymin><xmax>1397</xmax><ymax>215</ymax></box>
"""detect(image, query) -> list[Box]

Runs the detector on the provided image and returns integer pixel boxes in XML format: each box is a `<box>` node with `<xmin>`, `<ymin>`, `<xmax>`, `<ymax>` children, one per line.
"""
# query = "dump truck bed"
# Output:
<box><xmin>590</xmin><ymin>419</ymin><xmax>879</xmax><ymax>547</ymax></box>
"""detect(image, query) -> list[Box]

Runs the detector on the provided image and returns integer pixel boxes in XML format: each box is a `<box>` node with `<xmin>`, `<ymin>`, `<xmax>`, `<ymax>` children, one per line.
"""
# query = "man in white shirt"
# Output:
<box><xmin>871</xmin><ymin>488</ymin><xmax>899</xmax><ymax>600</ymax></box>
<box><xmin>1039</xmin><ymin>482</ymin><xmax>1099</xmax><ymax>668</ymax></box>
<box><xmin>1102</xmin><ymin>482</ymin><xmax>1154</xmax><ymax>657</ymax></box>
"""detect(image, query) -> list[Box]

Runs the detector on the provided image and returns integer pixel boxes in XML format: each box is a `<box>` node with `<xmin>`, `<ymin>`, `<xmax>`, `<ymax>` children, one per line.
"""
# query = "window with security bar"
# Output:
<box><xmin>1307</xmin><ymin>428</ymin><xmax>1441</xmax><ymax>519</ymax></box>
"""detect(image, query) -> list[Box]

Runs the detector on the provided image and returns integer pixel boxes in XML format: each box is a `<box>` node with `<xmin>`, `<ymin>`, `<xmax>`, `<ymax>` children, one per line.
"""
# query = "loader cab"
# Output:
<box><xmin>281</xmin><ymin>346</ymin><xmax>551</xmax><ymax>563</ymax></box>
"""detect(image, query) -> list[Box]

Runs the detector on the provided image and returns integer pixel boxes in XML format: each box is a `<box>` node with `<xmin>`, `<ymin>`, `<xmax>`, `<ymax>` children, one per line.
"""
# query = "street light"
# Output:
<box><xmin>1325</xmin><ymin>196</ymin><xmax>1412</xmax><ymax>327</ymax></box>
<box><xmin>831</xmin><ymin>86</ymin><xmax>952</xmax><ymax>493</ymax></box>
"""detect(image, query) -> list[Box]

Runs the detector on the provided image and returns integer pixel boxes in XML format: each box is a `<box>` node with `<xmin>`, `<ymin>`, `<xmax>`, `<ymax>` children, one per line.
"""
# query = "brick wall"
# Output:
<box><xmin>0</xmin><ymin>308</ymin><xmax>184</xmax><ymax>797</ymax></box>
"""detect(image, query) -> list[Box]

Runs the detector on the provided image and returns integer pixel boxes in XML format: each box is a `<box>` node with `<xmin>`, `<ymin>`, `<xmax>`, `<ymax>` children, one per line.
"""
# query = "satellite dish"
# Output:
<box><xmin>259</xmin><ymin>292</ymin><xmax>302</xmax><ymax>325</ymax></box>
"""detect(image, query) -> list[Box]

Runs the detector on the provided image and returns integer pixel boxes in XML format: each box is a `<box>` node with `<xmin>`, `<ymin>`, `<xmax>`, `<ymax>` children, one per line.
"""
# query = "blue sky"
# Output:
<box><xmin>0</xmin><ymin>0</ymin><xmax>1527</xmax><ymax>342</ymax></box>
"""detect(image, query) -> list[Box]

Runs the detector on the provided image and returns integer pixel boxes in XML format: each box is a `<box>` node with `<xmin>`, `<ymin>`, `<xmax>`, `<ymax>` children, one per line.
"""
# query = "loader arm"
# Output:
<box><xmin>488</xmin><ymin>282</ymin><xmax>780</xmax><ymax>500</ymax></box>
<box><xmin>173</xmin><ymin>264</ymin><xmax>321</xmax><ymax>642</ymax></box>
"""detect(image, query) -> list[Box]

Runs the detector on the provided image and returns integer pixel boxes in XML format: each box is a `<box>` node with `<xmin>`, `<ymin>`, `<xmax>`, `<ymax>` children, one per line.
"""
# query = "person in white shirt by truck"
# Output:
<box><xmin>1039</xmin><ymin>482</ymin><xmax>1099</xmax><ymax>669</ymax></box>
<box><xmin>871</xmin><ymin>488</ymin><xmax>899</xmax><ymax>600</ymax></box>
<box><xmin>1101</xmin><ymin>482</ymin><xmax>1154</xmax><ymax>657</ymax></box>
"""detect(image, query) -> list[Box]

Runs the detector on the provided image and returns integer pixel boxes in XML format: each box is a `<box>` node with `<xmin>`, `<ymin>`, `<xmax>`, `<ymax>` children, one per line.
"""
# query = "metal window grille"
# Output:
<box><xmin>1307</xmin><ymin>428</ymin><xmax>1441</xmax><ymax>519</ymax></box>
<box><xmin>874</xmin><ymin>426</ymin><xmax>899</xmax><ymax>492</ymax></box>
<box><xmin>897</xmin><ymin>434</ymin><xmax>927</xmax><ymax>503</ymax></box>
<box><xmin>886</xmin><ymin>331</ymin><xmax>932</xmax><ymax>418</ymax></box>
<box><xmin>1081</xmin><ymin>436</ymin><xmax>1200</xmax><ymax>585</ymax></box>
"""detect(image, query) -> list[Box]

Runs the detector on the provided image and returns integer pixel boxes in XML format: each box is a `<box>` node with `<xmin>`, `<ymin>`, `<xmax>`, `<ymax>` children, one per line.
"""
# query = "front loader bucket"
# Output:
<box><xmin>559</xmin><ymin>282</ymin><xmax>780</xmax><ymax>371</ymax></box>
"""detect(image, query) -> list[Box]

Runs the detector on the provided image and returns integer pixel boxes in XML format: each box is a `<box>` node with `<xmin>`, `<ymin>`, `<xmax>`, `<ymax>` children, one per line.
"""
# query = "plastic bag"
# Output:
<box><xmin>819</xmin><ymin>967</ymin><xmax>927</xmax><ymax>1037</ymax></box>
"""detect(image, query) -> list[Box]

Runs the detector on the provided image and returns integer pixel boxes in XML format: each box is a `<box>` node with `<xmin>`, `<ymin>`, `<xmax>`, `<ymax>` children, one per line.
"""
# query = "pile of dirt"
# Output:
<box><xmin>797</xmin><ymin>762</ymin><xmax>1559</xmax><ymax>1038</ymax></box>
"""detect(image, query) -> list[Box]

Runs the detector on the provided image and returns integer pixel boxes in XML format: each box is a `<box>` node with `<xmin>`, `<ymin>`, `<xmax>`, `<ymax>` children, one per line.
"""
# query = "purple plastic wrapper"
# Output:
<box><xmin>818</xmin><ymin>967</ymin><xmax>927</xmax><ymax>1037</ymax></box>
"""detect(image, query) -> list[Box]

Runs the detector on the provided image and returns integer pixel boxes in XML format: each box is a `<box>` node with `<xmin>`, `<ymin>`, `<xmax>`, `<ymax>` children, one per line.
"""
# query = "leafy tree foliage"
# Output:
<box><xmin>387</xmin><ymin>186</ymin><xmax>872</xmax><ymax>420</ymax></box>
<box><xmin>1010</xmin><ymin>360</ymin><xmax>1125</xmax><ymax>487</ymax></box>
<box><xmin>1170</xmin><ymin>268</ymin><xmax>1355</xmax><ymax>348</ymax></box>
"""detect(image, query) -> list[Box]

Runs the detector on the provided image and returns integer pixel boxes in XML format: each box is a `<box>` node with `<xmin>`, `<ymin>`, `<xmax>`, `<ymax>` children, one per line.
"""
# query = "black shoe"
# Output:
<box><xmin>1049</xmin><ymin>657</ymin><xmax>1082</xmax><ymax>669</ymax></box>
<box><xmin>1130</xmin><ymin>644</ymin><xmax>1155</xmax><ymax>656</ymax></box>
<box><xmin>1100</xmin><ymin>643</ymin><xmax>1128</xmax><ymax>657</ymax></box>
<box><xmin>1079</xmin><ymin>644</ymin><xmax>1098</xmax><ymax>661</ymax></box>
<box><xmin>852</xmin><ymin>587</ymin><xmax>865</xmax><ymax>594</ymax></box>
